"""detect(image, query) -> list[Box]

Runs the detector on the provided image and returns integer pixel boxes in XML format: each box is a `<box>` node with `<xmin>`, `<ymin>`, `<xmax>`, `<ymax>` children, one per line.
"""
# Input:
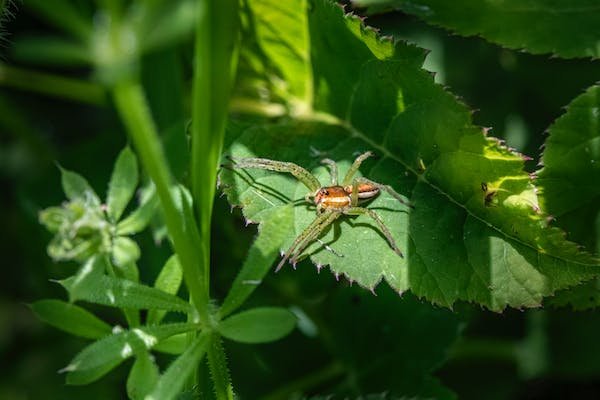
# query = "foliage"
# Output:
<box><xmin>1</xmin><ymin>0</ymin><xmax>599</xmax><ymax>399</ymax></box>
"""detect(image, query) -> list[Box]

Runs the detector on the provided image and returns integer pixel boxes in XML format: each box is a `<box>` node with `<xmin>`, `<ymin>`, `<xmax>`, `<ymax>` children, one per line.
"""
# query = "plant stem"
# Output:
<box><xmin>0</xmin><ymin>63</ymin><xmax>107</xmax><ymax>105</ymax></box>
<box><xmin>190</xmin><ymin>0</ymin><xmax>240</xmax><ymax>284</ymax></box>
<box><xmin>113</xmin><ymin>80</ymin><xmax>209</xmax><ymax>324</ymax></box>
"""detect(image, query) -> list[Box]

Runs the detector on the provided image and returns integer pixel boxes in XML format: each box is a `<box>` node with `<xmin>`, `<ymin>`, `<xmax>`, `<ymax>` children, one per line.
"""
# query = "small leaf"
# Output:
<box><xmin>145</xmin><ymin>332</ymin><xmax>210</xmax><ymax>400</ymax></box>
<box><xmin>218</xmin><ymin>307</ymin><xmax>296</xmax><ymax>344</ymax></box>
<box><xmin>219</xmin><ymin>205</ymin><xmax>292</xmax><ymax>318</ymax></box>
<box><xmin>64</xmin><ymin>323</ymin><xmax>198</xmax><ymax>385</ymax></box>
<box><xmin>116</xmin><ymin>186</ymin><xmax>159</xmax><ymax>235</ymax></box>
<box><xmin>60</xmin><ymin>257</ymin><xmax>192</xmax><ymax>313</ymax></box>
<box><xmin>127</xmin><ymin>351</ymin><xmax>159</xmax><ymax>400</ymax></box>
<box><xmin>59</xmin><ymin>166</ymin><xmax>100</xmax><ymax>204</ymax></box>
<box><xmin>354</xmin><ymin>0</ymin><xmax>600</xmax><ymax>59</ymax></box>
<box><xmin>30</xmin><ymin>299</ymin><xmax>111</xmax><ymax>339</ymax></box>
<box><xmin>153</xmin><ymin>333</ymin><xmax>187</xmax><ymax>355</ymax></box>
<box><xmin>107</xmin><ymin>147</ymin><xmax>139</xmax><ymax>222</ymax></box>
<box><xmin>112</xmin><ymin>236</ymin><xmax>141</xmax><ymax>268</ymax></box>
<box><xmin>147</xmin><ymin>255</ymin><xmax>183</xmax><ymax>325</ymax></box>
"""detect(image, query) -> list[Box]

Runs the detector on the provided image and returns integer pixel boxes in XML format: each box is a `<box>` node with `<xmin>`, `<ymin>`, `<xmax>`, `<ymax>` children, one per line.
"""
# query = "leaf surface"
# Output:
<box><xmin>127</xmin><ymin>350</ymin><xmax>160</xmax><ymax>400</ymax></box>
<box><xmin>146</xmin><ymin>255</ymin><xmax>183</xmax><ymax>325</ymax></box>
<box><xmin>64</xmin><ymin>322</ymin><xmax>198</xmax><ymax>385</ymax></box>
<box><xmin>145</xmin><ymin>332</ymin><xmax>210</xmax><ymax>400</ymax></box>
<box><xmin>30</xmin><ymin>299</ymin><xmax>112</xmax><ymax>339</ymax></box>
<box><xmin>107</xmin><ymin>147</ymin><xmax>139</xmax><ymax>222</ymax></box>
<box><xmin>222</xmin><ymin>0</ymin><xmax>600</xmax><ymax>311</ymax></box>
<box><xmin>353</xmin><ymin>0</ymin><xmax>600</xmax><ymax>59</ymax></box>
<box><xmin>60</xmin><ymin>257</ymin><xmax>192</xmax><ymax>313</ymax></box>
<box><xmin>218</xmin><ymin>307</ymin><xmax>296</xmax><ymax>344</ymax></box>
<box><xmin>538</xmin><ymin>85</ymin><xmax>600</xmax><ymax>309</ymax></box>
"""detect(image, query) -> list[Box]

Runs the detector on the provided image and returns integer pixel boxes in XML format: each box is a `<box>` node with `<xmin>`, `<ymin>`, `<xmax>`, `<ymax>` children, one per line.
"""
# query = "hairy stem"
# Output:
<box><xmin>112</xmin><ymin>80</ymin><xmax>209</xmax><ymax>324</ymax></box>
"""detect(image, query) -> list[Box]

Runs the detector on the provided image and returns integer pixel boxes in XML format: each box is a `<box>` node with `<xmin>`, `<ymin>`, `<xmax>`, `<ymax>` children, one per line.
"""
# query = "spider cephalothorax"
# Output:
<box><xmin>225</xmin><ymin>151</ymin><xmax>411</xmax><ymax>271</ymax></box>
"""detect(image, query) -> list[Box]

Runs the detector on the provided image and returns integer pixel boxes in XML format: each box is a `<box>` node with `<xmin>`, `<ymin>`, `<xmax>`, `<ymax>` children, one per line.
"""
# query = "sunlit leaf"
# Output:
<box><xmin>221</xmin><ymin>0</ymin><xmax>600</xmax><ymax>311</ymax></box>
<box><xmin>30</xmin><ymin>299</ymin><xmax>111</xmax><ymax>339</ymax></box>
<box><xmin>63</xmin><ymin>323</ymin><xmax>198</xmax><ymax>385</ymax></box>
<box><xmin>218</xmin><ymin>307</ymin><xmax>296</xmax><ymax>344</ymax></box>
<box><xmin>353</xmin><ymin>0</ymin><xmax>600</xmax><ymax>59</ymax></box>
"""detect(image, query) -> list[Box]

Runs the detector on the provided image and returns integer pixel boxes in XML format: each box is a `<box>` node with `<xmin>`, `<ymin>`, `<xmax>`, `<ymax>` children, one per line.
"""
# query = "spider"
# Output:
<box><xmin>226</xmin><ymin>151</ymin><xmax>412</xmax><ymax>271</ymax></box>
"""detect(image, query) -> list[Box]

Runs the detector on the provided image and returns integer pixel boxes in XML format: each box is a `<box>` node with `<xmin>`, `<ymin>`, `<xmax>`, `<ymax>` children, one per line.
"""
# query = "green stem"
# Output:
<box><xmin>0</xmin><ymin>63</ymin><xmax>107</xmax><ymax>105</ymax></box>
<box><xmin>112</xmin><ymin>80</ymin><xmax>209</xmax><ymax>324</ymax></box>
<box><xmin>190</xmin><ymin>0</ymin><xmax>240</xmax><ymax>282</ymax></box>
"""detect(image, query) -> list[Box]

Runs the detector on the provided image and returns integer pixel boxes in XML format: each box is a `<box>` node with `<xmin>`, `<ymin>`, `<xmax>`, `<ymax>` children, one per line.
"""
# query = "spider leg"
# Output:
<box><xmin>343</xmin><ymin>206</ymin><xmax>404</xmax><ymax>258</ymax></box>
<box><xmin>321</xmin><ymin>158</ymin><xmax>338</xmax><ymax>185</ymax></box>
<box><xmin>341</xmin><ymin>151</ymin><xmax>375</xmax><ymax>186</ymax></box>
<box><xmin>226</xmin><ymin>156</ymin><xmax>321</xmax><ymax>193</ymax></box>
<box><xmin>316</xmin><ymin>238</ymin><xmax>344</xmax><ymax>258</ymax></box>
<box><xmin>275</xmin><ymin>211</ymin><xmax>334</xmax><ymax>272</ymax></box>
<box><xmin>288</xmin><ymin>212</ymin><xmax>341</xmax><ymax>265</ymax></box>
<box><xmin>354</xmin><ymin>177</ymin><xmax>413</xmax><ymax>208</ymax></box>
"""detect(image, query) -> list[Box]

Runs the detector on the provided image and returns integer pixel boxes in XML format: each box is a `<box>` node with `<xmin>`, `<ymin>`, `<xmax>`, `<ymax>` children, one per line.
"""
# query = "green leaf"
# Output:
<box><xmin>60</xmin><ymin>257</ymin><xmax>192</xmax><ymax>313</ymax></box>
<box><xmin>218</xmin><ymin>307</ymin><xmax>296</xmax><ymax>344</ymax></box>
<box><xmin>145</xmin><ymin>332</ymin><xmax>210</xmax><ymax>400</ymax></box>
<box><xmin>107</xmin><ymin>147</ymin><xmax>139</xmax><ymax>222</ymax></box>
<box><xmin>153</xmin><ymin>333</ymin><xmax>187</xmax><ymax>355</ymax></box>
<box><xmin>245</xmin><ymin>0</ymin><xmax>312</xmax><ymax>108</ymax></box>
<box><xmin>11</xmin><ymin>36</ymin><xmax>91</xmax><ymax>66</ymax></box>
<box><xmin>219</xmin><ymin>205</ymin><xmax>293</xmax><ymax>318</ymax></box>
<box><xmin>127</xmin><ymin>350</ymin><xmax>159</xmax><ymax>400</ymax></box>
<box><xmin>116</xmin><ymin>185</ymin><xmax>159</xmax><ymax>236</ymax></box>
<box><xmin>112</xmin><ymin>236</ymin><xmax>141</xmax><ymax>268</ymax></box>
<box><xmin>25</xmin><ymin>0</ymin><xmax>92</xmax><ymax>41</ymax></box>
<box><xmin>537</xmin><ymin>85</ymin><xmax>600</xmax><ymax>309</ymax></box>
<box><xmin>59</xmin><ymin>166</ymin><xmax>100</xmax><ymax>204</ymax></box>
<box><xmin>221</xmin><ymin>0</ymin><xmax>600</xmax><ymax>311</ymax></box>
<box><xmin>147</xmin><ymin>255</ymin><xmax>183</xmax><ymax>325</ymax></box>
<box><xmin>63</xmin><ymin>323</ymin><xmax>198</xmax><ymax>385</ymax></box>
<box><xmin>354</xmin><ymin>0</ymin><xmax>600</xmax><ymax>59</ymax></box>
<box><xmin>30</xmin><ymin>299</ymin><xmax>112</xmax><ymax>339</ymax></box>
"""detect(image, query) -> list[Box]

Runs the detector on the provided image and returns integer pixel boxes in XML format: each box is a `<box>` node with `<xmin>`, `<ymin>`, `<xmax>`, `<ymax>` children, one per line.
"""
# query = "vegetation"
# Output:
<box><xmin>1</xmin><ymin>0</ymin><xmax>599</xmax><ymax>399</ymax></box>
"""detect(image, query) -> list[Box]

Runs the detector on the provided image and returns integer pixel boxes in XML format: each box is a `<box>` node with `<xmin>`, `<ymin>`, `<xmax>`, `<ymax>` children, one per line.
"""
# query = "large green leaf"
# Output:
<box><xmin>222</xmin><ymin>0</ymin><xmax>600</xmax><ymax>311</ymax></box>
<box><xmin>353</xmin><ymin>0</ymin><xmax>600</xmax><ymax>59</ymax></box>
<box><xmin>538</xmin><ymin>85</ymin><xmax>600</xmax><ymax>309</ymax></box>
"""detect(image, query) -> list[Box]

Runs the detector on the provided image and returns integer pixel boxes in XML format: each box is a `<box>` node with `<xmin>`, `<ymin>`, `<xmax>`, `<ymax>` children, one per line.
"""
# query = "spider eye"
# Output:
<box><xmin>322</xmin><ymin>189</ymin><xmax>329</xmax><ymax>195</ymax></box>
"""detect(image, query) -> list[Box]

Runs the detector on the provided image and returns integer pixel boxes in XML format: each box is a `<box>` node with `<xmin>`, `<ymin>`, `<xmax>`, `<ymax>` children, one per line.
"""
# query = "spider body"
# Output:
<box><xmin>225</xmin><ymin>151</ymin><xmax>411</xmax><ymax>271</ymax></box>
<box><xmin>314</xmin><ymin>183</ymin><xmax>379</xmax><ymax>212</ymax></box>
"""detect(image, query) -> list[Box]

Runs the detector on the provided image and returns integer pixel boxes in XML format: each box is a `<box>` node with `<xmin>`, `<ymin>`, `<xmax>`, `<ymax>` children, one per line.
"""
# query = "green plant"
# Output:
<box><xmin>3</xmin><ymin>0</ymin><xmax>599</xmax><ymax>398</ymax></box>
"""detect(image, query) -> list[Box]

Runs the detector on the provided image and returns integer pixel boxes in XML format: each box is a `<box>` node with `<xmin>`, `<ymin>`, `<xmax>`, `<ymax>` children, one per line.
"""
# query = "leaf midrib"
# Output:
<box><xmin>301</xmin><ymin>109</ymin><xmax>598</xmax><ymax>268</ymax></box>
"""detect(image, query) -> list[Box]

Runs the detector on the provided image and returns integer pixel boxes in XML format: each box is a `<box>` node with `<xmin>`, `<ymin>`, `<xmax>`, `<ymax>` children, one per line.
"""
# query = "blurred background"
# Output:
<box><xmin>1</xmin><ymin>1</ymin><xmax>600</xmax><ymax>399</ymax></box>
